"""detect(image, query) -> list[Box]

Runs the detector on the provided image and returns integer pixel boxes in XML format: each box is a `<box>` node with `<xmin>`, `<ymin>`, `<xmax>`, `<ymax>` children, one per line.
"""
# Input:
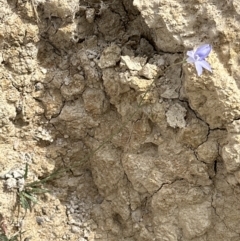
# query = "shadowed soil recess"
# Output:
<box><xmin>0</xmin><ymin>0</ymin><xmax>240</xmax><ymax>240</ymax></box>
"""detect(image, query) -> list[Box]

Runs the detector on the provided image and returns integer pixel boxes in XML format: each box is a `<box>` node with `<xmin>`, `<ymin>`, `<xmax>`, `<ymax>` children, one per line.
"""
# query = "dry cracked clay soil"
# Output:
<box><xmin>1</xmin><ymin>0</ymin><xmax>240</xmax><ymax>240</ymax></box>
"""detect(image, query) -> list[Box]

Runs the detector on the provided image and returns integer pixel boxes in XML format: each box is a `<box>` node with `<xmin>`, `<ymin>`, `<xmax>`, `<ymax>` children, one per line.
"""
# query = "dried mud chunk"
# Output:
<box><xmin>61</xmin><ymin>74</ymin><xmax>85</xmax><ymax>100</ymax></box>
<box><xmin>157</xmin><ymin>140</ymin><xmax>211</xmax><ymax>186</ymax></box>
<box><xmin>136</xmin><ymin>38</ymin><xmax>155</xmax><ymax>56</ymax></box>
<box><xmin>233</xmin><ymin>0</ymin><xmax>240</xmax><ymax>14</ymax></box>
<box><xmin>102</xmin><ymin>68</ymin><xmax>130</xmax><ymax>105</ymax></box>
<box><xmin>120</xmin><ymin>74</ymin><xmax>154</xmax><ymax>92</ymax></box>
<box><xmin>111</xmin><ymin>179</ymin><xmax>131</xmax><ymax>221</ymax></box>
<box><xmin>85</xmin><ymin>8</ymin><xmax>95</xmax><ymax>23</ymax></box>
<box><xmin>161</xmin><ymin>88</ymin><xmax>179</xmax><ymax>99</ymax></box>
<box><xmin>6</xmin><ymin>88</ymin><xmax>20</xmax><ymax>103</ymax></box>
<box><xmin>82</xmin><ymin>88</ymin><xmax>109</xmax><ymax>115</ymax></box>
<box><xmin>196</xmin><ymin>140</ymin><xmax>218</xmax><ymax>164</ymax></box>
<box><xmin>75</xmin><ymin>15</ymin><xmax>94</xmax><ymax>41</ymax></box>
<box><xmin>79</xmin><ymin>50</ymin><xmax>100</xmax><ymax>86</ymax></box>
<box><xmin>138</xmin><ymin>63</ymin><xmax>158</xmax><ymax>79</ymax></box>
<box><xmin>151</xmin><ymin>182</ymin><xmax>212</xmax><ymax>240</ymax></box>
<box><xmin>120</xmin><ymin>56</ymin><xmax>147</xmax><ymax>71</ymax></box>
<box><xmin>34</xmin><ymin>126</ymin><xmax>53</xmax><ymax>142</ymax></box>
<box><xmin>49</xmin><ymin>22</ymin><xmax>78</xmax><ymax>49</ymax></box>
<box><xmin>5</xmin><ymin>177</ymin><xmax>17</xmax><ymax>189</ymax></box>
<box><xmin>97</xmin><ymin>9</ymin><xmax>124</xmax><ymax>41</ymax></box>
<box><xmin>43</xmin><ymin>0</ymin><xmax>79</xmax><ymax>21</ymax></box>
<box><xmin>122</xmin><ymin>153</ymin><xmax>169</xmax><ymax>194</ymax></box>
<box><xmin>50</xmin><ymin>99</ymin><xmax>98</xmax><ymax>139</ymax></box>
<box><xmin>4</xmin><ymin>45</ymin><xmax>38</xmax><ymax>74</ymax></box>
<box><xmin>98</xmin><ymin>44</ymin><xmax>121</xmax><ymax>69</ymax></box>
<box><xmin>222</xmin><ymin>143</ymin><xmax>240</xmax><ymax>173</ymax></box>
<box><xmin>222</xmin><ymin>120</ymin><xmax>240</xmax><ymax>173</ymax></box>
<box><xmin>178</xmin><ymin>202</ymin><xmax>212</xmax><ymax>239</ymax></box>
<box><xmin>166</xmin><ymin>103</ymin><xmax>187</xmax><ymax>128</ymax></box>
<box><xmin>176</xmin><ymin>118</ymin><xmax>209</xmax><ymax>149</ymax></box>
<box><xmin>91</xmin><ymin>145</ymin><xmax>124</xmax><ymax>197</ymax></box>
<box><xmin>129</xmin><ymin>188</ymin><xmax>141</xmax><ymax>211</ymax></box>
<box><xmin>39</xmin><ymin>89</ymin><xmax>63</xmax><ymax>119</ymax></box>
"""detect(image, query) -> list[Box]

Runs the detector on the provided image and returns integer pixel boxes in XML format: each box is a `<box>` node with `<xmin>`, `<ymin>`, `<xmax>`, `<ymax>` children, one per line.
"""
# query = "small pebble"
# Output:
<box><xmin>83</xmin><ymin>229</ymin><xmax>89</xmax><ymax>237</ymax></box>
<box><xmin>71</xmin><ymin>225</ymin><xmax>81</xmax><ymax>233</ymax></box>
<box><xmin>5</xmin><ymin>177</ymin><xmax>17</xmax><ymax>189</ymax></box>
<box><xmin>62</xmin><ymin>234</ymin><xmax>67</xmax><ymax>240</ymax></box>
<box><xmin>90</xmin><ymin>61</ymin><xmax>95</xmax><ymax>67</ymax></box>
<box><xmin>78</xmin><ymin>238</ymin><xmax>87</xmax><ymax>241</ymax></box>
<box><xmin>36</xmin><ymin>216</ymin><xmax>45</xmax><ymax>225</ymax></box>
<box><xmin>5</xmin><ymin>173</ymin><xmax>12</xmax><ymax>179</ymax></box>
<box><xmin>17</xmin><ymin>178</ymin><xmax>25</xmax><ymax>191</ymax></box>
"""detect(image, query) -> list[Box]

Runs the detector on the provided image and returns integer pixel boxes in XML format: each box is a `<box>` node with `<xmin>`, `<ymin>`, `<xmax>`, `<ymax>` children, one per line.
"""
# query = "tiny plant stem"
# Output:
<box><xmin>27</xmin><ymin>59</ymin><xmax>185</xmax><ymax>185</ymax></box>
<box><xmin>31</xmin><ymin>0</ymin><xmax>40</xmax><ymax>23</ymax></box>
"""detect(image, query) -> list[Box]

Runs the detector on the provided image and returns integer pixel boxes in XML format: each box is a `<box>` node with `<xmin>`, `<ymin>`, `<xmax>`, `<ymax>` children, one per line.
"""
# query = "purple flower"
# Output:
<box><xmin>186</xmin><ymin>44</ymin><xmax>212</xmax><ymax>76</ymax></box>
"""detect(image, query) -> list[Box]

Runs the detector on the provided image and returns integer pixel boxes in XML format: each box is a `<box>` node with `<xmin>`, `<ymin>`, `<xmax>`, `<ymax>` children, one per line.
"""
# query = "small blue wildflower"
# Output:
<box><xmin>186</xmin><ymin>44</ymin><xmax>212</xmax><ymax>76</ymax></box>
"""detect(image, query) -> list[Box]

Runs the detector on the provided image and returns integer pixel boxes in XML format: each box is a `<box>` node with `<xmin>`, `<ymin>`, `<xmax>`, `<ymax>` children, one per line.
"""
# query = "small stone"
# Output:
<box><xmin>68</xmin><ymin>218</ymin><xmax>75</xmax><ymax>225</ymax></box>
<box><xmin>72</xmin><ymin>204</ymin><xmax>79</xmax><ymax>209</ymax></box>
<box><xmin>83</xmin><ymin>229</ymin><xmax>89</xmax><ymax>237</ymax></box>
<box><xmin>95</xmin><ymin>233</ymin><xmax>102</xmax><ymax>238</ymax></box>
<box><xmin>71</xmin><ymin>225</ymin><xmax>81</xmax><ymax>233</ymax></box>
<box><xmin>233</xmin><ymin>0</ymin><xmax>240</xmax><ymax>14</ymax></box>
<box><xmin>62</xmin><ymin>234</ymin><xmax>67</xmax><ymax>240</ymax></box>
<box><xmin>85</xmin><ymin>8</ymin><xmax>95</xmax><ymax>23</ymax></box>
<box><xmin>73</xmin><ymin>221</ymin><xmax>82</xmax><ymax>227</ymax></box>
<box><xmin>90</xmin><ymin>61</ymin><xmax>95</xmax><ymax>67</ymax></box>
<box><xmin>12</xmin><ymin>169</ymin><xmax>25</xmax><ymax>179</ymax></box>
<box><xmin>120</xmin><ymin>56</ymin><xmax>147</xmax><ymax>71</ymax></box>
<box><xmin>24</xmin><ymin>153</ymin><xmax>32</xmax><ymax>163</ymax></box>
<box><xmin>5</xmin><ymin>173</ymin><xmax>13</xmax><ymax>179</ymax></box>
<box><xmin>5</xmin><ymin>177</ymin><xmax>17</xmax><ymax>189</ymax></box>
<box><xmin>157</xmin><ymin>58</ymin><xmax>165</xmax><ymax>66</ymax></box>
<box><xmin>36</xmin><ymin>216</ymin><xmax>44</xmax><ymax>225</ymax></box>
<box><xmin>17</xmin><ymin>178</ymin><xmax>25</xmax><ymax>191</ymax></box>
<box><xmin>131</xmin><ymin>208</ymin><xmax>142</xmax><ymax>222</ymax></box>
<box><xmin>35</xmin><ymin>82</ymin><xmax>44</xmax><ymax>91</ymax></box>
<box><xmin>98</xmin><ymin>44</ymin><xmax>121</xmax><ymax>69</ymax></box>
<box><xmin>166</xmin><ymin>103</ymin><xmax>187</xmax><ymax>128</ymax></box>
<box><xmin>88</xmin><ymin>54</ymin><xmax>95</xmax><ymax>60</ymax></box>
<box><xmin>161</xmin><ymin>88</ymin><xmax>179</xmax><ymax>99</ymax></box>
<box><xmin>78</xmin><ymin>238</ymin><xmax>86</xmax><ymax>241</ymax></box>
<box><xmin>45</xmin><ymin>217</ymin><xmax>51</xmax><ymax>222</ymax></box>
<box><xmin>40</xmin><ymin>67</ymin><xmax>47</xmax><ymax>74</ymax></box>
<box><xmin>138</xmin><ymin>63</ymin><xmax>158</xmax><ymax>79</ymax></box>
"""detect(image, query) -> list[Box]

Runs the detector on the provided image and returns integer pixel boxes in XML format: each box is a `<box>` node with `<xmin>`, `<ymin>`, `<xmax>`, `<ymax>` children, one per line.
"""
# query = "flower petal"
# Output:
<box><xmin>195</xmin><ymin>44</ymin><xmax>212</xmax><ymax>60</ymax></box>
<box><xmin>198</xmin><ymin>60</ymin><xmax>212</xmax><ymax>72</ymax></box>
<box><xmin>186</xmin><ymin>56</ymin><xmax>195</xmax><ymax>63</ymax></box>
<box><xmin>186</xmin><ymin>50</ymin><xmax>195</xmax><ymax>59</ymax></box>
<box><xmin>194</xmin><ymin>61</ymin><xmax>203</xmax><ymax>76</ymax></box>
